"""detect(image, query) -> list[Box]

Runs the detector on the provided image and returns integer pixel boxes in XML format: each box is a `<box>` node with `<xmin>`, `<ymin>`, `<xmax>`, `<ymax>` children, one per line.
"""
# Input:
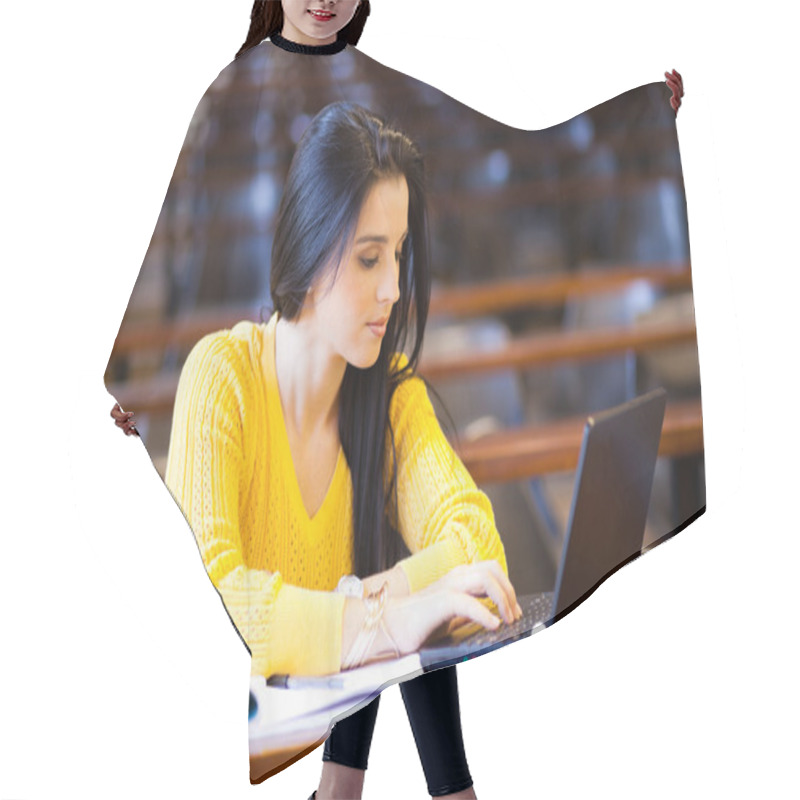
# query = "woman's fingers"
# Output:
<box><xmin>432</xmin><ymin>561</ymin><xmax>520</xmax><ymax>623</ymax></box>
<box><xmin>665</xmin><ymin>69</ymin><xmax>684</xmax><ymax>115</ymax></box>
<box><xmin>111</xmin><ymin>404</ymin><xmax>131</xmax><ymax>424</ymax></box>
<box><xmin>459</xmin><ymin>560</ymin><xmax>522</xmax><ymax>621</ymax></box>
<box><xmin>386</xmin><ymin>560</ymin><xmax>525</xmax><ymax>653</ymax></box>
<box><xmin>665</xmin><ymin>69</ymin><xmax>683</xmax><ymax>91</ymax></box>
<box><xmin>481</xmin><ymin>559</ymin><xmax>522</xmax><ymax>618</ymax></box>
<box><xmin>445</xmin><ymin>615</ymin><xmax>471</xmax><ymax>635</ymax></box>
<box><xmin>475</xmin><ymin>568</ymin><xmax>516</xmax><ymax>624</ymax></box>
<box><xmin>447</xmin><ymin>591</ymin><xmax>502</xmax><ymax>631</ymax></box>
<box><xmin>118</xmin><ymin>417</ymin><xmax>137</xmax><ymax>435</ymax></box>
<box><xmin>666</xmin><ymin>77</ymin><xmax>683</xmax><ymax>98</ymax></box>
<box><xmin>110</xmin><ymin>403</ymin><xmax>139</xmax><ymax>436</ymax></box>
<box><xmin>385</xmin><ymin>590</ymin><xmax>503</xmax><ymax>654</ymax></box>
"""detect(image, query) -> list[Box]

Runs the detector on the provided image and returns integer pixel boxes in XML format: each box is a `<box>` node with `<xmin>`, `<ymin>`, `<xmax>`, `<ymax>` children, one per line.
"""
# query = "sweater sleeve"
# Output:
<box><xmin>387</xmin><ymin>355</ymin><xmax>509</xmax><ymax>593</ymax></box>
<box><xmin>164</xmin><ymin>332</ymin><xmax>345</xmax><ymax>678</ymax></box>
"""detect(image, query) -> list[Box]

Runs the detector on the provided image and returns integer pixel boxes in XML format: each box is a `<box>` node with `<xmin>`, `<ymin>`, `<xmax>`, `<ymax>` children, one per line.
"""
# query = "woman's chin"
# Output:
<box><xmin>350</xmin><ymin>345</ymin><xmax>383</xmax><ymax>371</ymax></box>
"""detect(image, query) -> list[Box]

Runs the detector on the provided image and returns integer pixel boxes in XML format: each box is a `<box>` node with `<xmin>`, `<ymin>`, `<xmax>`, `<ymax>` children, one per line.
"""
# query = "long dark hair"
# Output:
<box><xmin>266</xmin><ymin>101</ymin><xmax>431</xmax><ymax>578</ymax></box>
<box><xmin>236</xmin><ymin>1</ymin><xmax>372</xmax><ymax>60</ymax></box>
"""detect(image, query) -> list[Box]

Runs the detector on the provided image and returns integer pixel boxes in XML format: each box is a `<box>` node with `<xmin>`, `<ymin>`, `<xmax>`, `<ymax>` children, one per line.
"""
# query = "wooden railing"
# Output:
<box><xmin>419</xmin><ymin>319</ymin><xmax>696</xmax><ymax>381</ymax></box>
<box><xmin>106</xmin><ymin>263</ymin><xmax>701</xmax><ymax>486</ymax></box>
<box><xmin>107</xmin><ymin>263</ymin><xmax>691</xmax><ymax>358</ymax></box>
<box><xmin>455</xmin><ymin>400</ymin><xmax>703</xmax><ymax>483</ymax></box>
<box><xmin>107</xmin><ymin>318</ymin><xmax>696</xmax><ymax>416</ymax></box>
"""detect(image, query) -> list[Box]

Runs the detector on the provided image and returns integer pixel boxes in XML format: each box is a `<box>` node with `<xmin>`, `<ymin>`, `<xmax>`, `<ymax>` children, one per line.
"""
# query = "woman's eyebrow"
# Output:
<box><xmin>356</xmin><ymin>228</ymin><xmax>409</xmax><ymax>245</ymax></box>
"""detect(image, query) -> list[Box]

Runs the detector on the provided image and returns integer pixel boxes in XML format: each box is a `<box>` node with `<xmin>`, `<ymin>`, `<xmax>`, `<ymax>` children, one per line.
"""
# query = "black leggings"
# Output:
<box><xmin>323</xmin><ymin>665</ymin><xmax>473</xmax><ymax>797</ymax></box>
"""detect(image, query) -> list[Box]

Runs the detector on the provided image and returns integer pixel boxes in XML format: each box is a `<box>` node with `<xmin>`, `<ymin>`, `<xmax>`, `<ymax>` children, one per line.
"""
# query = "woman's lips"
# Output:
<box><xmin>367</xmin><ymin>322</ymin><xmax>387</xmax><ymax>337</ymax></box>
<box><xmin>308</xmin><ymin>9</ymin><xmax>335</xmax><ymax>22</ymax></box>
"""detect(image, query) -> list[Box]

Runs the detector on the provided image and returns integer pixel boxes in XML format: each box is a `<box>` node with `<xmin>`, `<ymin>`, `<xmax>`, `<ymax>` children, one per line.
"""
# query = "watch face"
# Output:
<box><xmin>337</xmin><ymin>574</ymin><xmax>363</xmax><ymax>597</ymax></box>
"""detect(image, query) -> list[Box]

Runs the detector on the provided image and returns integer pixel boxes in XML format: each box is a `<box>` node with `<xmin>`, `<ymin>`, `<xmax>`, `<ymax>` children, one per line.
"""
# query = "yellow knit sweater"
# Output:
<box><xmin>164</xmin><ymin>312</ymin><xmax>508</xmax><ymax>678</ymax></box>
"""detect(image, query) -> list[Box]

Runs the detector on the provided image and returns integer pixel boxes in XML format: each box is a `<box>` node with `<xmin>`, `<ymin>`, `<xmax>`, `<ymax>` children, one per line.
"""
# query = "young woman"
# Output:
<box><xmin>159</xmin><ymin>103</ymin><xmax>521</xmax><ymax>800</ymax></box>
<box><xmin>179</xmin><ymin>95</ymin><xmax>523</xmax><ymax>797</ymax></box>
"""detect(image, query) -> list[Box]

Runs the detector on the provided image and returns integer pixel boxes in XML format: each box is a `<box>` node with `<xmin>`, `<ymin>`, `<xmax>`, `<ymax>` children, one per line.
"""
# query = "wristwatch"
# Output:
<box><xmin>335</xmin><ymin>574</ymin><xmax>365</xmax><ymax>599</ymax></box>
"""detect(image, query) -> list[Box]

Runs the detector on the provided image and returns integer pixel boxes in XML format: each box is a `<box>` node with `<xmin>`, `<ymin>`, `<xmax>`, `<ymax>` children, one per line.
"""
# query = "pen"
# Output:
<box><xmin>266</xmin><ymin>673</ymin><xmax>346</xmax><ymax>690</ymax></box>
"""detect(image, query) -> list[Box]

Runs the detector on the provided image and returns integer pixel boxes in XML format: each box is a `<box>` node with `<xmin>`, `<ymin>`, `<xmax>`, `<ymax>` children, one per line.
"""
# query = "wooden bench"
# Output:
<box><xmin>420</xmin><ymin>318</ymin><xmax>697</xmax><ymax>381</ymax></box>
<box><xmin>454</xmin><ymin>400</ymin><xmax>703</xmax><ymax>484</ymax></box>
<box><xmin>107</xmin><ymin>263</ymin><xmax>692</xmax><ymax>358</ymax></box>
<box><xmin>107</xmin><ymin>316</ymin><xmax>696</xmax><ymax>416</ymax></box>
<box><xmin>107</xmin><ymin>261</ymin><xmax>701</xmax><ymax>503</ymax></box>
<box><xmin>428</xmin><ymin>263</ymin><xmax>691</xmax><ymax>317</ymax></box>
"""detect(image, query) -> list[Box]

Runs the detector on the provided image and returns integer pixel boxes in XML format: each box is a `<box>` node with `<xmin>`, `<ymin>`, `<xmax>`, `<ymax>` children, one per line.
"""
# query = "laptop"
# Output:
<box><xmin>418</xmin><ymin>387</ymin><xmax>667</xmax><ymax>671</ymax></box>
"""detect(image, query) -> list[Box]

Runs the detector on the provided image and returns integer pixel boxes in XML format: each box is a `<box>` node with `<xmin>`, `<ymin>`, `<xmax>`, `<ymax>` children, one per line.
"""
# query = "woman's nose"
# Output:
<box><xmin>378</xmin><ymin>260</ymin><xmax>400</xmax><ymax>305</ymax></box>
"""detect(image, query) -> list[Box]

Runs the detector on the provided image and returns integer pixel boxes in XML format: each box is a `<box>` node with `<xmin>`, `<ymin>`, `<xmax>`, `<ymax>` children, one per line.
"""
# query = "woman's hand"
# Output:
<box><xmin>340</xmin><ymin>560</ymin><xmax>523</xmax><ymax>668</ymax></box>
<box><xmin>379</xmin><ymin>560</ymin><xmax>522</xmax><ymax>657</ymax></box>
<box><xmin>111</xmin><ymin>402</ymin><xmax>139</xmax><ymax>436</ymax></box>
<box><xmin>665</xmin><ymin>68</ymin><xmax>684</xmax><ymax>115</ymax></box>
<box><xmin>421</xmin><ymin>560</ymin><xmax>521</xmax><ymax>623</ymax></box>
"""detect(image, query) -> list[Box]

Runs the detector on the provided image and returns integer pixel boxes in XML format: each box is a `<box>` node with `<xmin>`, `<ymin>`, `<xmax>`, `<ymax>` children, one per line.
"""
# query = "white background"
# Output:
<box><xmin>1</xmin><ymin>1</ymin><xmax>797</xmax><ymax>798</ymax></box>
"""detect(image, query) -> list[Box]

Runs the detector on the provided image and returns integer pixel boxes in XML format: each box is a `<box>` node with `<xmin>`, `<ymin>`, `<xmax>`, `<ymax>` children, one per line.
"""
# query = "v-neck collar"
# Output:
<box><xmin>261</xmin><ymin>313</ymin><xmax>344</xmax><ymax>523</ymax></box>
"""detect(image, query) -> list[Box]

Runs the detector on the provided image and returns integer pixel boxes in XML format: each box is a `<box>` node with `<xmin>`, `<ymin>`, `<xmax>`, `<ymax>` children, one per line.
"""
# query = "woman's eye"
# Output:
<box><xmin>360</xmin><ymin>247</ymin><xmax>403</xmax><ymax>269</ymax></box>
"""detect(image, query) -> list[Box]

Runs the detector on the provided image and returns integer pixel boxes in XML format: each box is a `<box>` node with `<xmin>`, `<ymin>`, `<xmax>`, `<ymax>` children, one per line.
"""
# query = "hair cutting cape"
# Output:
<box><xmin>104</xmin><ymin>34</ymin><xmax>705</xmax><ymax>783</ymax></box>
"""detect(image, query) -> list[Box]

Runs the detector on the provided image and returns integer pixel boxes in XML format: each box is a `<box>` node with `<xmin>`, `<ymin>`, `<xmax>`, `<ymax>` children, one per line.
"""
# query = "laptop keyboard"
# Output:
<box><xmin>420</xmin><ymin>591</ymin><xmax>555</xmax><ymax>669</ymax></box>
<box><xmin>463</xmin><ymin>592</ymin><xmax>554</xmax><ymax>649</ymax></box>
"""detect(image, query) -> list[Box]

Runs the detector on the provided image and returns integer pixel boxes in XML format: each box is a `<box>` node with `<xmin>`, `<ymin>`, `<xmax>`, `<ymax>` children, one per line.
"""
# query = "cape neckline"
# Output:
<box><xmin>269</xmin><ymin>31</ymin><xmax>348</xmax><ymax>56</ymax></box>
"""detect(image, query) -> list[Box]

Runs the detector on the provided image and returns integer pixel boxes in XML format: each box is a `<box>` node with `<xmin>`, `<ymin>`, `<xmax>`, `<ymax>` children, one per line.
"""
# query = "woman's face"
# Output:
<box><xmin>306</xmin><ymin>175</ymin><xmax>408</xmax><ymax>370</ymax></box>
<box><xmin>280</xmin><ymin>1</ymin><xmax>361</xmax><ymax>46</ymax></box>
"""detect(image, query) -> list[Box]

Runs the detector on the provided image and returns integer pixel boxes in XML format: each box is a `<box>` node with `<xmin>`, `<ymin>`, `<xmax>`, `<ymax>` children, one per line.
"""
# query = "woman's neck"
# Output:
<box><xmin>273</xmin><ymin>316</ymin><xmax>344</xmax><ymax>437</ymax></box>
<box><xmin>270</xmin><ymin>30</ymin><xmax>348</xmax><ymax>55</ymax></box>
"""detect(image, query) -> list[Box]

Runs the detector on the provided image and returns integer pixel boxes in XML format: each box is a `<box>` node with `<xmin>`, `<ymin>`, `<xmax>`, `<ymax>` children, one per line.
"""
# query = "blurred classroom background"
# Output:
<box><xmin>105</xmin><ymin>43</ymin><xmax>704</xmax><ymax>596</ymax></box>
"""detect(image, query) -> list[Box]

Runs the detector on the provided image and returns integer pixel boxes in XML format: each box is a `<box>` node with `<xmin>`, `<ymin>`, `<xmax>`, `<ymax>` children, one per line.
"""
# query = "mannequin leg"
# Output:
<box><xmin>400</xmin><ymin>666</ymin><xmax>475</xmax><ymax>798</ymax></box>
<box><xmin>316</xmin><ymin>694</ymin><xmax>381</xmax><ymax>800</ymax></box>
<box><xmin>316</xmin><ymin>667</ymin><xmax>475</xmax><ymax>799</ymax></box>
